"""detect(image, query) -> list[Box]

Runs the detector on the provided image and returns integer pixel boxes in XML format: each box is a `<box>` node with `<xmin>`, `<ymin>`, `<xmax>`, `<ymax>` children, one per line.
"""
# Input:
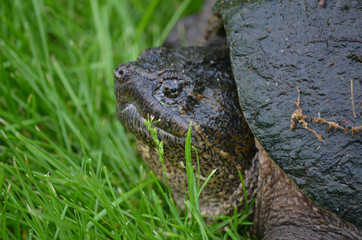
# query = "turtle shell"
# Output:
<box><xmin>215</xmin><ymin>0</ymin><xmax>362</xmax><ymax>225</ymax></box>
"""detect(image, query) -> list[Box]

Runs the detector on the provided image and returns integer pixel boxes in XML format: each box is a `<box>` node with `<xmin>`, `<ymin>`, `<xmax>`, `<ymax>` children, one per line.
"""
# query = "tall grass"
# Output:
<box><xmin>0</xmin><ymin>0</ymin><xmax>251</xmax><ymax>239</ymax></box>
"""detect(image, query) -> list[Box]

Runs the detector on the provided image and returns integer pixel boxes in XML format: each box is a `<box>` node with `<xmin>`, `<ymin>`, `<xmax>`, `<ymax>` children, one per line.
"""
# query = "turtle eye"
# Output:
<box><xmin>163</xmin><ymin>80</ymin><xmax>183</xmax><ymax>98</ymax></box>
<box><xmin>170</xmin><ymin>87</ymin><xmax>177</xmax><ymax>94</ymax></box>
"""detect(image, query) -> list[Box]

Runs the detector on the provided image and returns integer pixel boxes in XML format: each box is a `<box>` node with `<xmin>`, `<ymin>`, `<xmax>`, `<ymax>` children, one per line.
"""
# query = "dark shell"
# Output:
<box><xmin>215</xmin><ymin>0</ymin><xmax>362</xmax><ymax>225</ymax></box>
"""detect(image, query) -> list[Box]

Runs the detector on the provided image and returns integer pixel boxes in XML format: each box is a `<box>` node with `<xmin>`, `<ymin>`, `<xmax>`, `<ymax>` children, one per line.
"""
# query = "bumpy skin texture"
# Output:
<box><xmin>214</xmin><ymin>0</ymin><xmax>362</xmax><ymax>225</ymax></box>
<box><xmin>114</xmin><ymin>45</ymin><xmax>361</xmax><ymax>239</ymax></box>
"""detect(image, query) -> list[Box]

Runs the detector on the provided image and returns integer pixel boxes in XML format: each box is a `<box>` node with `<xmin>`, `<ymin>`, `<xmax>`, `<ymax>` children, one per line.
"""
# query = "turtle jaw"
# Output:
<box><xmin>117</xmin><ymin>101</ymin><xmax>191</xmax><ymax>148</ymax></box>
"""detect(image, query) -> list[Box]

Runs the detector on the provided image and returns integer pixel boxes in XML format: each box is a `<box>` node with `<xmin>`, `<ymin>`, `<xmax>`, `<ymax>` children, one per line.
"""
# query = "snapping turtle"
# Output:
<box><xmin>114</xmin><ymin>0</ymin><xmax>361</xmax><ymax>238</ymax></box>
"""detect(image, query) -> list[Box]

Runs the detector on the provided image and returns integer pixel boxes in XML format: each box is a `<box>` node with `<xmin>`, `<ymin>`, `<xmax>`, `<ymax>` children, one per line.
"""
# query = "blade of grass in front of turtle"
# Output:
<box><xmin>185</xmin><ymin>123</ymin><xmax>197</xmax><ymax>204</ymax></box>
<box><xmin>185</xmin><ymin>124</ymin><xmax>225</xmax><ymax>240</ymax></box>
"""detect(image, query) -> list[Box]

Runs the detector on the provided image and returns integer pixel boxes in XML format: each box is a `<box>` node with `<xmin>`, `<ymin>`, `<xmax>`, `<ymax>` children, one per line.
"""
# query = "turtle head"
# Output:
<box><xmin>114</xmin><ymin>46</ymin><xmax>256</xmax><ymax>214</ymax></box>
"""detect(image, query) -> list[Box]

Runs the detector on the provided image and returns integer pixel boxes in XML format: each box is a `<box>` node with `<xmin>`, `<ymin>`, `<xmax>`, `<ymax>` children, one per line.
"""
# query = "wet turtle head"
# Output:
<box><xmin>114</xmin><ymin>46</ymin><xmax>256</xmax><ymax>213</ymax></box>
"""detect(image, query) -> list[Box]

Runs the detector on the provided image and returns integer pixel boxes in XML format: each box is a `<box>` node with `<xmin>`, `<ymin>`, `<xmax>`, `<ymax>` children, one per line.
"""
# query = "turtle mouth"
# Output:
<box><xmin>118</xmin><ymin>102</ymin><xmax>194</xmax><ymax>147</ymax></box>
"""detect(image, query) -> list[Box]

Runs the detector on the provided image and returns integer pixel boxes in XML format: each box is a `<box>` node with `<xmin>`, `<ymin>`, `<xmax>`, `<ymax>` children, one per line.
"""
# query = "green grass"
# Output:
<box><xmin>0</xmin><ymin>0</ymin><xmax>252</xmax><ymax>239</ymax></box>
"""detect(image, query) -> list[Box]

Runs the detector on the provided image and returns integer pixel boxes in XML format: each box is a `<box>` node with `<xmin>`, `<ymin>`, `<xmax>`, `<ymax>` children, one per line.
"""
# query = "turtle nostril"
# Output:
<box><xmin>114</xmin><ymin>65</ymin><xmax>129</xmax><ymax>83</ymax></box>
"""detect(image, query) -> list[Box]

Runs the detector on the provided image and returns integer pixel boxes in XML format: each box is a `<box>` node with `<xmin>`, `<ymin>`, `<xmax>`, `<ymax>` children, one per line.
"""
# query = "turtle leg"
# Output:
<box><xmin>251</xmin><ymin>141</ymin><xmax>360</xmax><ymax>240</ymax></box>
